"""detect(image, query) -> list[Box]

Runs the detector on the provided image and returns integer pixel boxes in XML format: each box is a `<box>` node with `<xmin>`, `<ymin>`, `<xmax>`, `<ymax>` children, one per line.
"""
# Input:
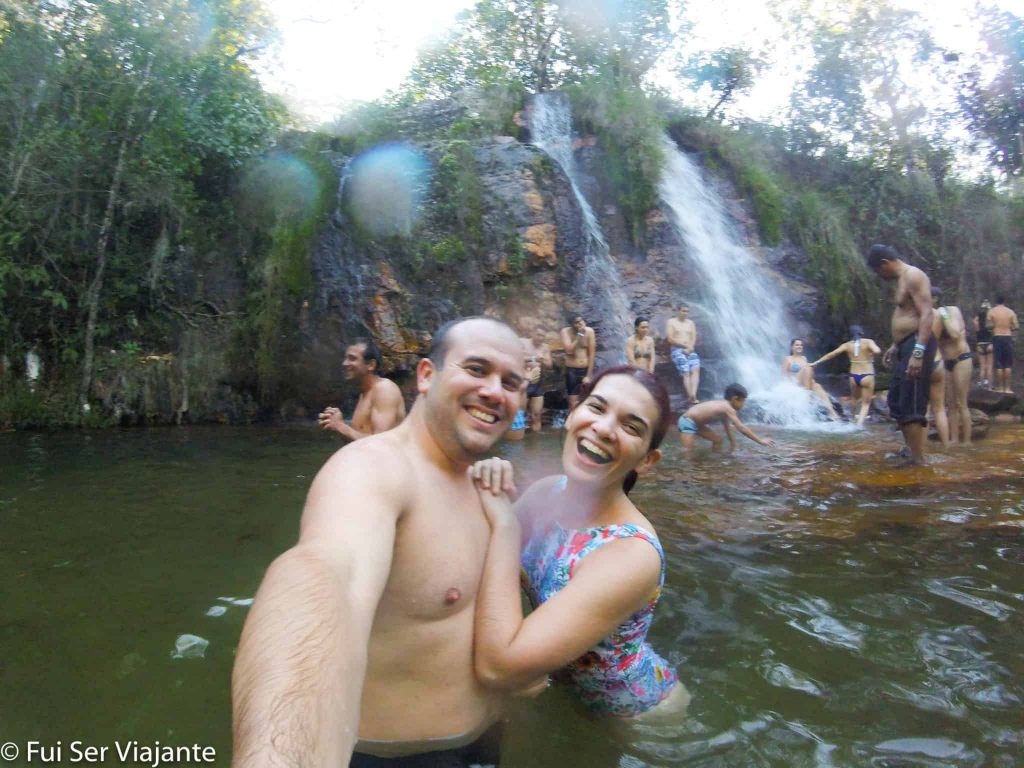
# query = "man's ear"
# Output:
<box><xmin>636</xmin><ymin>448</ymin><xmax>662</xmax><ymax>475</ymax></box>
<box><xmin>416</xmin><ymin>357</ymin><xmax>435</xmax><ymax>396</ymax></box>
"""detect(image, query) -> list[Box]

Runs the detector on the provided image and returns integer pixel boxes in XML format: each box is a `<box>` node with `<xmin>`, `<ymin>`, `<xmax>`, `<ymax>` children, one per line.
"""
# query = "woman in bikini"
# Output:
<box><xmin>625</xmin><ymin>317</ymin><xmax>655</xmax><ymax>374</ymax></box>
<box><xmin>782</xmin><ymin>339</ymin><xmax>839</xmax><ymax>418</ymax></box>
<box><xmin>809</xmin><ymin>325</ymin><xmax>882</xmax><ymax>426</ymax></box>
<box><xmin>468</xmin><ymin>366</ymin><xmax>688</xmax><ymax>721</ymax></box>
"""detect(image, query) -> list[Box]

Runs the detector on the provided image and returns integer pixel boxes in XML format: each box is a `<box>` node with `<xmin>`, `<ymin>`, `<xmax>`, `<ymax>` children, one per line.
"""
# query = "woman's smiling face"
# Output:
<box><xmin>562</xmin><ymin>374</ymin><xmax>661</xmax><ymax>487</ymax></box>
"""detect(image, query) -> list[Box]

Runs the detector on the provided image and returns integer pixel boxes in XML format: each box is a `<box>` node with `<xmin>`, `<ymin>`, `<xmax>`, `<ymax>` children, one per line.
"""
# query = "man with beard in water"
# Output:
<box><xmin>233</xmin><ymin>317</ymin><xmax>540</xmax><ymax>768</ymax></box>
<box><xmin>867</xmin><ymin>244</ymin><xmax>936</xmax><ymax>466</ymax></box>
<box><xmin>318</xmin><ymin>339</ymin><xmax>405</xmax><ymax>440</ymax></box>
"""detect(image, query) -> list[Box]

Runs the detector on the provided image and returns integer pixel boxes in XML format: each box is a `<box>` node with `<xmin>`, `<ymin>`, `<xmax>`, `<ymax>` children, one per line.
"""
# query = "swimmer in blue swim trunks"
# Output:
<box><xmin>809</xmin><ymin>325</ymin><xmax>882</xmax><ymax>426</ymax></box>
<box><xmin>667</xmin><ymin>303</ymin><xmax>700</xmax><ymax>403</ymax></box>
<box><xmin>678</xmin><ymin>383</ymin><xmax>776</xmax><ymax>458</ymax></box>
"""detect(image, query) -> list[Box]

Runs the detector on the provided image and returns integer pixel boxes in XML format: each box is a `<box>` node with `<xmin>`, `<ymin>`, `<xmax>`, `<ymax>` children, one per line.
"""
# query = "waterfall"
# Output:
<box><xmin>529</xmin><ymin>93</ymin><xmax>631</xmax><ymax>364</ymax></box>
<box><xmin>659</xmin><ymin>136</ymin><xmax>851</xmax><ymax>429</ymax></box>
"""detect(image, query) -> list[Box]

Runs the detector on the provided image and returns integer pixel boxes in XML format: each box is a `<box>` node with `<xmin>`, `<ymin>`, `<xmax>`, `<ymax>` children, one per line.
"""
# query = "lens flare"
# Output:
<box><xmin>238</xmin><ymin>154</ymin><xmax>321</xmax><ymax>224</ymax></box>
<box><xmin>347</xmin><ymin>143</ymin><xmax>429</xmax><ymax>237</ymax></box>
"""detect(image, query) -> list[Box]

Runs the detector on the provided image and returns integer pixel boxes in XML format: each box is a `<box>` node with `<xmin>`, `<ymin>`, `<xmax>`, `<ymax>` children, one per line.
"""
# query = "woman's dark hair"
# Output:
<box><xmin>573</xmin><ymin>365</ymin><xmax>671</xmax><ymax>496</ymax></box>
<box><xmin>634</xmin><ymin>316</ymin><xmax>649</xmax><ymax>330</ymax></box>
<box><xmin>849</xmin><ymin>325</ymin><xmax>864</xmax><ymax>340</ymax></box>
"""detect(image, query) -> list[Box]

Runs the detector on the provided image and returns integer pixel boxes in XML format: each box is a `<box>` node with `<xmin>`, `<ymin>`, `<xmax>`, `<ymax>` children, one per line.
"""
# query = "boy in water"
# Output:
<box><xmin>677</xmin><ymin>383</ymin><xmax>776</xmax><ymax>458</ymax></box>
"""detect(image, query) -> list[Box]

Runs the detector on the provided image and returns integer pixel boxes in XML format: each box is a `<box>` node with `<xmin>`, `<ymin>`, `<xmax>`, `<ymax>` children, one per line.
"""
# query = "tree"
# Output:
<box><xmin>789</xmin><ymin>0</ymin><xmax>942</xmax><ymax>171</ymax></box>
<box><xmin>684</xmin><ymin>46</ymin><xmax>766</xmax><ymax>119</ymax></box>
<box><xmin>0</xmin><ymin>0</ymin><xmax>284</xmax><ymax>405</ymax></box>
<box><xmin>959</xmin><ymin>8</ymin><xmax>1024</xmax><ymax>180</ymax></box>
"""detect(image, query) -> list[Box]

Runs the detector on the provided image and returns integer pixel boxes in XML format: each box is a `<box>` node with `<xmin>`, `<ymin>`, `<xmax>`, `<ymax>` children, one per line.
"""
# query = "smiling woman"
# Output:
<box><xmin>467</xmin><ymin>366</ymin><xmax>689</xmax><ymax>720</ymax></box>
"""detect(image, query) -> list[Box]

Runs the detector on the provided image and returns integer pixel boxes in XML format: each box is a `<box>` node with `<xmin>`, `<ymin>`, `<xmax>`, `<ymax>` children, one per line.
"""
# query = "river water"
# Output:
<box><xmin>2</xmin><ymin>425</ymin><xmax>1022</xmax><ymax>766</ymax></box>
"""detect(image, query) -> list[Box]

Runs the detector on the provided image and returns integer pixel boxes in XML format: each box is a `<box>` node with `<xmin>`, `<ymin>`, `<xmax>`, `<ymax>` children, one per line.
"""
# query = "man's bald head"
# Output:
<box><xmin>428</xmin><ymin>316</ymin><xmax>520</xmax><ymax>367</ymax></box>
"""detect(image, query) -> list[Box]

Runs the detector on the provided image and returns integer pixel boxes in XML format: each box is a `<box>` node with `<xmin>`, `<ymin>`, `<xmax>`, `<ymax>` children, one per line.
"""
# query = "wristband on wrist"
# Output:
<box><xmin>913</xmin><ymin>342</ymin><xmax>925</xmax><ymax>350</ymax></box>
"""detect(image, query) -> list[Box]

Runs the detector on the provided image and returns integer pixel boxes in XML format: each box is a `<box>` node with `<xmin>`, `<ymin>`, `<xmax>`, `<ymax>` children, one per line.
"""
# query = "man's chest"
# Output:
<box><xmin>378</xmin><ymin>492</ymin><xmax>491</xmax><ymax>621</ymax></box>
<box><xmin>351</xmin><ymin>393</ymin><xmax>373</xmax><ymax>429</ymax></box>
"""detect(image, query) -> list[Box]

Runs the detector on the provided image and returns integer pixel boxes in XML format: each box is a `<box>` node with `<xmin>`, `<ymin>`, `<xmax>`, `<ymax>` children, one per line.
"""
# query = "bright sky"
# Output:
<box><xmin>258</xmin><ymin>0</ymin><xmax>1007</xmax><ymax>128</ymax></box>
<box><xmin>259</xmin><ymin>0</ymin><xmax>473</xmax><ymax>121</ymax></box>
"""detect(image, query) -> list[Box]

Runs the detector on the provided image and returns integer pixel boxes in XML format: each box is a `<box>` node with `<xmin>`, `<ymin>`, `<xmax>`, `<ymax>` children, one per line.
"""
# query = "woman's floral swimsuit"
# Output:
<box><xmin>521</xmin><ymin>485</ymin><xmax>678</xmax><ymax>717</ymax></box>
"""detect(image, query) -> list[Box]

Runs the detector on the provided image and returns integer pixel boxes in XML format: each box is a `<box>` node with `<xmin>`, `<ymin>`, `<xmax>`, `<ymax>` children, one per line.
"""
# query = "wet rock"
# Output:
<box><xmin>968</xmin><ymin>388</ymin><xmax>1019</xmax><ymax>413</ymax></box>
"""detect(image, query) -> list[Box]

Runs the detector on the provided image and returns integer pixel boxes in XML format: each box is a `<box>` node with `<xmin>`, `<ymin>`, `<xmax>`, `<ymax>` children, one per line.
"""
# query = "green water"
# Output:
<box><xmin>2</xmin><ymin>425</ymin><xmax>1023</xmax><ymax>766</ymax></box>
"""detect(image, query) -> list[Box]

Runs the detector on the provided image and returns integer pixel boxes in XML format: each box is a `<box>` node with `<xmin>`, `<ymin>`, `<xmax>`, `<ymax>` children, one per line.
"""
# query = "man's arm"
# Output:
<box><xmin>585</xmin><ymin>329</ymin><xmax>596</xmax><ymax>379</ymax></box>
<box><xmin>906</xmin><ymin>271</ymin><xmax>935</xmax><ymax>379</ymax></box>
<box><xmin>232</xmin><ymin>445</ymin><xmax>402</xmax><ymax>768</ymax></box>
<box><xmin>1012</xmin><ymin>310</ymin><xmax>1019</xmax><ymax>332</ymax></box>
<box><xmin>559</xmin><ymin>327</ymin><xmax>579</xmax><ymax>353</ymax></box>
<box><xmin>318</xmin><ymin>407</ymin><xmax>369</xmax><ymax>441</ymax></box>
<box><xmin>370</xmin><ymin>383</ymin><xmax>406</xmax><ymax>435</ymax></box>
<box><xmin>985</xmin><ymin>309</ymin><xmax>995</xmax><ymax>330</ymax></box>
<box><xmin>666</xmin><ymin>320</ymin><xmax>683</xmax><ymax>347</ymax></box>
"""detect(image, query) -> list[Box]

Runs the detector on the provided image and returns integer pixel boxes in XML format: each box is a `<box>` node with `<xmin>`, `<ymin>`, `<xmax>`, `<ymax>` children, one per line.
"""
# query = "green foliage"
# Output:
<box><xmin>0</xmin><ymin>380</ymin><xmax>114</xmax><ymax>430</ymax></box>
<box><xmin>683</xmin><ymin>47</ymin><xmax>766</xmax><ymax>120</ymax></box>
<box><xmin>790</xmin><ymin>0</ymin><xmax>942</xmax><ymax>171</ymax></box>
<box><xmin>569</xmin><ymin>80</ymin><xmax>664</xmax><ymax>244</ymax></box>
<box><xmin>959</xmin><ymin>8</ymin><xmax>1024</xmax><ymax>179</ymax></box>
<box><xmin>238</xmin><ymin>148</ymin><xmax>335</xmax><ymax>402</ymax></box>
<box><xmin>789</xmin><ymin>190</ymin><xmax>873</xmax><ymax>319</ymax></box>
<box><xmin>433</xmin><ymin>141</ymin><xmax>485</xmax><ymax>252</ymax></box>
<box><xmin>0</xmin><ymin>0</ymin><xmax>285</xmax><ymax>412</ymax></box>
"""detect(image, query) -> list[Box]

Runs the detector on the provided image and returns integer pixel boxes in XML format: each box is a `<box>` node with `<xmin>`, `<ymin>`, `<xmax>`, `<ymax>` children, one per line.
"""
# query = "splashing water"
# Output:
<box><xmin>658</xmin><ymin>136</ymin><xmax>847</xmax><ymax>428</ymax></box>
<box><xmin>529</xmin><ymin>93</ymin><xmax>631</xmax><ymax>365</ymax></box>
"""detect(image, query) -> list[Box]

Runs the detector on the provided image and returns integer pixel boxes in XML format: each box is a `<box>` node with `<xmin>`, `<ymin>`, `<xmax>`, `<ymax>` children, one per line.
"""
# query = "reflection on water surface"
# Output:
<box><xmin>1</xmin><ymin>424</ymin><xmax>1022</xmax><ymax>766</ymax></box>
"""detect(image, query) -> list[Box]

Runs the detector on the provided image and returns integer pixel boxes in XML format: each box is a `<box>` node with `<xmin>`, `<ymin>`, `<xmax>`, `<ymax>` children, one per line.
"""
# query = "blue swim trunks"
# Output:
<box><xmin>511</xmin><ymin>409</ymin><xmax>527</xmax><ymax>431</ymax></box>
<box><xmin>677</xmin><ymin>414</ymin><xmax>698</xmax><ymax>434</ymax></box>
<box><xmin>671</xmin><ymin>347</ymin><xmax>700</xmax><ymax>374</ymax></box>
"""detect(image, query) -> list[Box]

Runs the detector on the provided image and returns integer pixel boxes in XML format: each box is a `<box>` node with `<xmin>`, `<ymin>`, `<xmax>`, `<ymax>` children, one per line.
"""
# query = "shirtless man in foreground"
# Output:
<box><xmin>667</xmin><ymin>304</ymin><xmax>700</xmax><ymax>404</ymax></box>
<box><xmin>318</xmin><ymin>339</ymin><xmax>406</xmax><ymax>440</ymax></box>
<box><xmin>233</xmin><ymin>318</ymin><xmax>534</xmax><ymax>768</ymax></box>
<box><xmin>559</xmin><ymin>313</ymin><xmax>596</xmax><ymax>409</ymax></box>
<box><xmin>677</xmin><ymin>383</ymin><xmax>776</xmax><ymax>458</ymax></box>
<box><xmin>867</xmin><ymin>244</ymin><xmax>935</xmax><ymax>465</ymax></box>
<box><xmin>931</xmin><ymin>288</ymin><xmax>973</xmax><ymax>445</ymax></box>
<box><xmin>986</xmin><ymin>297</ymin><xmax>1019</xmax><ymax>393</ymax></box>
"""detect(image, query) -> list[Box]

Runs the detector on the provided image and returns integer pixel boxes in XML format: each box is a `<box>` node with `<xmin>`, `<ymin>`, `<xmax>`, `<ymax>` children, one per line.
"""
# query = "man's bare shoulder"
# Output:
<box><xmin>302</xmin><ymin>430</ymin><xmax>413</xmax><ymax>535</ymax></box>
<box><xmin>904</xmin><ymin>265</ymin><xmax>930</xmax><ymax>289</ymax></box>
<box><xmin>370</xmin><ymin>376</ymin><xmax>403</xmax><ymax>402</ymax></box>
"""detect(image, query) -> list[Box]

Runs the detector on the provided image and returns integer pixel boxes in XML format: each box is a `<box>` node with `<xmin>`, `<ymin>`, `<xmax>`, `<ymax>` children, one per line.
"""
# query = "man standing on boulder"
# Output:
<box><xmin>318</xmin><ymin>339</ymin><xmax>406</xmax><ymax>440</ymax></box>
<box><xmin>986</xmin><ymin>297</ymin><xmax>1019</xmax><ymax>394</ymax></box>
<box><xmin>868</xmin><ymin>244</ymin><xmax>936</xmax><ymax>465</ymax></box>
<box><xmin>667</xmin><ymin>303</ymin><xmax>700</xmax><ymax>404</ymax></box>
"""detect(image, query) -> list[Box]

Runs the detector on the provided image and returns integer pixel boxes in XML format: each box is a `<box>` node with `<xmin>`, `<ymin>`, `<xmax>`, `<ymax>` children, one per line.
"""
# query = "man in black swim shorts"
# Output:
<box><xmin>559</xmin><ymin>313</ymin><xmax>595</xmax><ymax>410</ymax></box>
<box><xmin>868</xmin><ymin>245</ymin><xmax>936</xmax><ymax>465</ymax></box>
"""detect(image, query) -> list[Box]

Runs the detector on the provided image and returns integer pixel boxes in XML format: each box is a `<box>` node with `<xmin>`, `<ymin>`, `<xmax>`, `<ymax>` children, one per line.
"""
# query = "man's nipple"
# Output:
<box><xmin>444</xmin><ymin>587</ymin><xmax>462</xmax><ymax>605</ymax></box>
